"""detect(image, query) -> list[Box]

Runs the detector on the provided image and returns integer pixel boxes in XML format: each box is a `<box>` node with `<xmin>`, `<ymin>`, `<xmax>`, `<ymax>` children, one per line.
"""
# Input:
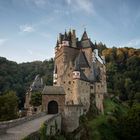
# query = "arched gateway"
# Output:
<box><xmin>48</xmin><ymin>100</ymin><xmax>58</xmax><ymax>114</ymax></box>
<box><xmin>42</xmin><ymin>86</ymin><xmax>65</xmax><ymax>114</ymax></box>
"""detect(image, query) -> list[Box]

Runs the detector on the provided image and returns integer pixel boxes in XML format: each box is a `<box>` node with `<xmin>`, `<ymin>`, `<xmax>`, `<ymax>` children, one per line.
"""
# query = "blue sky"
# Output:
<box><xmin>0</xmin><ymin>0</ymin><xmax>140</xmax><ymax>63</ymax></box>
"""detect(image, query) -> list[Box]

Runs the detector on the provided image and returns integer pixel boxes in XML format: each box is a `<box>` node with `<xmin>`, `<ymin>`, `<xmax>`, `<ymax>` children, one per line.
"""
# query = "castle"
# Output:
<box><xmin>25</xmin><ymin>29</ymin><xmax>107</xmax><ymax>132</ymax></box>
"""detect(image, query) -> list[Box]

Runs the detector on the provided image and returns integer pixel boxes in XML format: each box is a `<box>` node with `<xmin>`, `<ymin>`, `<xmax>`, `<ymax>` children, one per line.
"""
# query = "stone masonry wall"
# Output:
<box><xmin>45</xmin><ymin>114</ymin><xmax>61</xmax><ymax>135</ymax></box>
<box><xmin>62</xmin><ymin>105</ymin><xmax>83</xmax><ymax>132</ymax></box>
<box><xmin>73</xmin><ymin>79</ymin><xmax>91</xmax><ymax>112</ymax></box>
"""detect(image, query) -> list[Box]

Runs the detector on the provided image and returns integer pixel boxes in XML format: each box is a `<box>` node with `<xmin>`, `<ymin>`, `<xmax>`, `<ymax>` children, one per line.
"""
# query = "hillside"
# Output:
<box><xmin>80</xmin><ymin>97</ymin><xmax>128</xmax><ymax>140</ymax></box>
<box><xmin>102</xmin><ymin>47</ymin><xmax>140</xmax><ymax>105</ymax></box>
<box><xmin>0</xmin><ymin>57</ymin><xmax>54</xmax><ymax>108</ymax></box>
<box><xmin>80</xmin><ymin>97</ymin><xmax>140</xmax><ymax>140</ymax></box>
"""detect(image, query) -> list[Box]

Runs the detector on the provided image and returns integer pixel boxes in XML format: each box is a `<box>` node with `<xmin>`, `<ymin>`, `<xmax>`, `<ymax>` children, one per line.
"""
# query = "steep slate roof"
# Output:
<box><xmin>42</xmin><ymin>86</ymin><xmax>65</xmax><ymax>95</ymax></box>
<box><xmin>81</xmin><ymin>31</ymin><xmax>88</xmax><ymax>41</ymax></box>
<box><xmin>75</xmin><ymin>50</ymin><xmax>89</xmax><ymax>68</ymax></box>
<box><xmin>74</xmin><ymin>50</ymin><xmax>89</xmax><ymax>81</ymax></box>
<box><xmin>80</xmin><ymin>70</ymin><xmax>89</xmax><ymax>81</ymax></box>
<box><xmin>88</xmin><ymin>62</ymin><xmax>101</xmax><ymax>83</ymax></box>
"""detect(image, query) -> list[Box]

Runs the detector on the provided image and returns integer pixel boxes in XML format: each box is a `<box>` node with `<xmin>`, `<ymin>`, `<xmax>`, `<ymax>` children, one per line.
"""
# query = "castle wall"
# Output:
<box><xmin>62</xmin><ymin>105</ymin><xmax>83</xmax><ymax>132</ymax></box>
<box><xmin>72</xmin><ymin>79</ymin><xmax>90</xmax><ymax>112</ymax></box>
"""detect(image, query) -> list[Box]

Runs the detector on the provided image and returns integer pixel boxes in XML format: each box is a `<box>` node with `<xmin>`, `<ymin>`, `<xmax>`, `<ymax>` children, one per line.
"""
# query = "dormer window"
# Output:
<box><xmin>62</xmin><ymin>41</ymin><xmax>69</xmax><ymax>47</ymax></box>
<box><xmin>73</xmin><ymin>71</ymin><xmax>80</xmax><ymax>79</ymax></box>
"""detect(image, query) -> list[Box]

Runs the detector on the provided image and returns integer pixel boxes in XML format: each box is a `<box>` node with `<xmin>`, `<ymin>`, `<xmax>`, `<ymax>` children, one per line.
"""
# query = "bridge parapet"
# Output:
<box><xmin>0</xmin><ymin>112</ymin><xmax>46</xmax><ymax>134</ymax></box>
<box><xmin>44</xmin><ymin>113</ymin><xmax>61</xmax><ymax>135</ymax></box>
<box><xmin>22</xmin><ymin>113</ymin><xmax>62</xmax><ymax>139</ymax></box>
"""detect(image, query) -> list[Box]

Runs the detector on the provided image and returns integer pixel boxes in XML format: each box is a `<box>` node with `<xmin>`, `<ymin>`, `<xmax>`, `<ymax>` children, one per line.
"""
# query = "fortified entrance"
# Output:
<box><xmin>48</xmin><ymin>100</ymin><xmax>58</xmax><ymax>114</ymax></box>
<box><xmin>42</xmin><ymin>86</ymin><xmax>65</xmax><ymax>113</ymax></box>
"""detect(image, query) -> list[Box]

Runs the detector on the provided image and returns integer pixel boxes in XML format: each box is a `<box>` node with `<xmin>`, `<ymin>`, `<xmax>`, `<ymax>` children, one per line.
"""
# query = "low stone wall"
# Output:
<box><xmin>0</xmin><ymin>112</ymin><xmax>46</xmax><ymax>134</ymax></box>
<box><xmin>45</xmin><ymin>113</ymin><xmax>61</xmax><ymax>135</ymax></box>
<box><xmin>23</xmin><ymin>113</ymin><xmax>62</xmax><ymax>139</ymax></box>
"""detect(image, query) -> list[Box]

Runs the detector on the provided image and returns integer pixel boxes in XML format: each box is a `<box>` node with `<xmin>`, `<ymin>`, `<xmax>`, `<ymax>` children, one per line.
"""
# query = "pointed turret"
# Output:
<box><xmin>63</xmin><ymin>30</ymin><xmax>68</xmax><ymax>41</ymax></box>
<box><xmin>80</xmin><ymin>29</ymin><xmax>92</xmax><ymax>48</ymax></box>
<box><xmin>55</xmin><ymin>38</ymin><xmax>59</xmax><ymax>53</ymax></box>
<box><xmin>62</xmin><ymin>30</ymin><xmax>69</xmax><ymax>47</ymax></box>
<box><xmin>81</xmin><ymin>30</ymin><xmax>88</xmax><ymax>41</ymax></box>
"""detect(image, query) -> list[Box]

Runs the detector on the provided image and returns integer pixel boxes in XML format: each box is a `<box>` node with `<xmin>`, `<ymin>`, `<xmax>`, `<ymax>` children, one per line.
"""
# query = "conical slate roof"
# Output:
<box><xmin>75</xmin><ymin>50</ymin><xmax>89</xmax><ymax>68</ymax></box>
<box><xmin>80</xmin><ymin>70</ymin><xmax>89</xmax><ymax>81</ymax></box>
<box><xmin>81</xmin><ymin>31</ymin><xmax>88</xmax><ymax>41</ymax></box>
<box><xmin>63</xmin><ymin>31</ymin><xmax>68</xmax><ymax>41</ymax></box>
<box><xmin>74</xmin><ymin>59</ymin><xmax>81</xmax><ymax>71</ymax></box>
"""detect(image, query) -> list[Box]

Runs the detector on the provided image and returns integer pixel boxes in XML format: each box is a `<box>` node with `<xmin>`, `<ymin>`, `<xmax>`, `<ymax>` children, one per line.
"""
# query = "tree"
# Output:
<box><xmin>0</xmin><ymin>91</ymin><xmax>18</xmax><ymax>121</ymax></box>
<box><xmin>30</xmin><ymin>92</ymin><xmax>42</xmax><ymax>106</ymax></box>
<box><xmin>134</xmin><ymin>92</ymin><xmax>140</xmax><ymax>103</ymax></box>
<box><xmin>117</xmin><ymin>104</ymin><xmax>140</xmax><ymax>140</ymax></box>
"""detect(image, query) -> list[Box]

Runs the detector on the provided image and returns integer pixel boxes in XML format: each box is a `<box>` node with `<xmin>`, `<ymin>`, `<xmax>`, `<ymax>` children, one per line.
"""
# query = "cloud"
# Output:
<box><xmin>19</xmin><ymin>24</ymin><xmax>35</xmax><ymax>33</ymax></box>
<box><xmin>66</xmin><ymin>0</ymin><xmax>94</xmax><ymax>14</ymax></box>
<box><xmin>0</xmin><ymin>38</ymin><xmax>7</xmax><ymax>46</ymax></box>
<box><xmin>23</xmin><ymin>0</ymin><xmax>48</xmax><ymax>8</ymax></box>
<box><xmin>31</xmin><ymin>0</ymin><xmax>47</xmax><ymax>8</ymax></box>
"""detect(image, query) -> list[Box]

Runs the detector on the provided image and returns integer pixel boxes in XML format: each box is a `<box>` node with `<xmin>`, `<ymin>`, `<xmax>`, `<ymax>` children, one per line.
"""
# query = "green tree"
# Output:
<box><xmin>117</xmin><ymin>104</ymin><xmax>140</xmax><ymax>140</ymax></box>
<box><xmin>0</xmin><ymin>91</ymin><xmax>18</xmax><ymax>121</ymax></box>
<box><xmin>30</xmin><ymin>92</ymin><xmax>42</xmax><ymax>106</ymax></box>
<box><xmin>134</xmin><ymin>92</ymin><xmax>140</xmax><ymax>103</ymax></box>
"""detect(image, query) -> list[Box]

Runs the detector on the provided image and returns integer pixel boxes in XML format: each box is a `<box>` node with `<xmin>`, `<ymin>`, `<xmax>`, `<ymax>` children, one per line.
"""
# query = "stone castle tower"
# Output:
<box><xmin>52</xmin><ymin>29</ymin><xmax>107</xmax><ymax>113</ymax></box>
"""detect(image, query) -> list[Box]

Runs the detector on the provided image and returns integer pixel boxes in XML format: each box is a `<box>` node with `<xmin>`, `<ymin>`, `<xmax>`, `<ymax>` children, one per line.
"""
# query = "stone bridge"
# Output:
<box><xmin>0</xmin><ymin>113</ymin><xmax>61</xmax><ymax>140</ymax></box>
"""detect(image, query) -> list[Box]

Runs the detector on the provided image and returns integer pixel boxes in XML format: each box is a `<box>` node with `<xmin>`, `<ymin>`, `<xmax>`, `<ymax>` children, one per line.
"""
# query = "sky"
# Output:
<box><xmin>0</xmin><ymin>0</ymin><xmax>140</xmax><ymax>63</ymax></box>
